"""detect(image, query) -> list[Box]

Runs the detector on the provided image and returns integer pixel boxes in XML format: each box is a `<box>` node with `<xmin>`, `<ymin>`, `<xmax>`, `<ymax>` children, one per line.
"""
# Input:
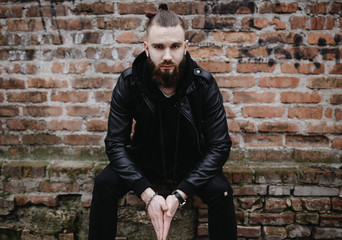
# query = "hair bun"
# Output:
<box><xmin>158</xmin><ymin>3</ymin><xmax>168</xmax><ymax>11</ymax></box>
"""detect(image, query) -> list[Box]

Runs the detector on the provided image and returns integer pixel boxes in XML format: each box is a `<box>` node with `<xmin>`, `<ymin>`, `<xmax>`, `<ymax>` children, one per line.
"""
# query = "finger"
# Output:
<box><xmin>163</xmin><ymin>211</ymin><xmax>172</xmax><ymax>240</ymax></box>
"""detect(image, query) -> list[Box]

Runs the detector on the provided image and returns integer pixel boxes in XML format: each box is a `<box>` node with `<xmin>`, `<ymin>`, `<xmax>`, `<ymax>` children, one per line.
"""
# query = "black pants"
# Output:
<box><xmin>88</xmin><ymin>164</ymin><xmax>237</xmax><ymax>240</ymax></box>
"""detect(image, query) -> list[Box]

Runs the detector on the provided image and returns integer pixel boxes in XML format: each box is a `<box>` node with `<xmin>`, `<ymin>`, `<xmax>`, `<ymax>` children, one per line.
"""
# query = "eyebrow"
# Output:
<box><xmin>151</xmin><ymin>41</ymin><xmax>183</xmax><ymax>46</ymax></box>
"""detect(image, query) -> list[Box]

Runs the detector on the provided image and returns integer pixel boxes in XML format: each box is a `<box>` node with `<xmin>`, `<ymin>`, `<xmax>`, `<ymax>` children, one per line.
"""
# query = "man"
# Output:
<box><xmin>89</xmin><ymin>4</ymin><xmax>237</xmax><ymax>240</ymax></box>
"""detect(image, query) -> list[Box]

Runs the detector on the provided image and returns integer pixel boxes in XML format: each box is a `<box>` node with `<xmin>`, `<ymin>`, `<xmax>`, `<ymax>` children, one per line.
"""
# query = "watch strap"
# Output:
<box><xmin>172</xmin><ymin>190</ymin><xmax>186</xmax><ymax>207</ymax></box>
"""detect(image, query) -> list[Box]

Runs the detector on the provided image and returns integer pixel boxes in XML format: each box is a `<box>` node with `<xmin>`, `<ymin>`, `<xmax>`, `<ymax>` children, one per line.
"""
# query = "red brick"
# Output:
<box><xmin>7</xmin><ymin>91</ymin><xmax>47</xmax><ymax>103</ymax></box>
<box><xmin>259</xmin><ymin>32</ymin><xmax>287</xmax><ymax>44</ymax></box>
<box><xmin>281</xmin><ymin>92</ymin><xmax>321</xmax><ymax>103</ymax></box>
<box><xmin>336</xmin><ymin>109</ymin><xmax>342</xmax><ymax>121</ymax></box>
<box><xmin>306</xmin><ymin>122</ymin><xmax>340</xmax><ymax>134</ymax></box>
<box><xmin>237</xmin><ymin>197</ymin><xmax>261</xmax><ymax>210</ymax></box>
<box><xmin>332</xmin><ymin>138</ymin><xmax>342</xmax><ymax>149</ymax></box>
<box><xmin>192</xmin><ymin>17</ymin><xmax>235</xmax><ymax>29</ymax></box>
<box><xmin>87</xmin><ymin>120</ymin><xmax>107</xmax><ymax>131</ymax></box>
<box><xmin>286</xmin><ymin>135</ymin><xmax>329</xmax><ymax>148</ymax></box>
<box><xmin>307</xmin><ymin>33</ymin><xmax>336</xmax><ymax>45</ymax></box>
<box><xmin>216</xmin><ymin>76</ymin><xmax>254</xmax><ymax>88</ymax></box>
<box><xmin>66</xmin><ymin>106</ymin><xmax>101</xmax><ymax>117</ymax></box>
<box><xmin>228</xmin><ymin>121</ymin><xmax>256</xmax><ymax>133</ymax></box>
<box><xmin>7</xmin><ymin>19</ymin><xmax>44</xmax><ymax>31</ymax></box>
<box><xmin>290</xmin><ymin>198</ymin><xmax>303</xmax><ymax>211</ymax></box>
<box><xmin>95</xmin><ymin>91</ymin><xmax>112</xmax><ymax>103</ymax></box>
<box><xmin>26</xmin><ymin>4</ymin><xmax>67</xmax><ymax>17</ymax></box>
<box><xmin>232</xmin><ymin>185</ymin><xmax>267</xmax><ymax>196</ymax></box>
<box><xmin>15</xmin><ymin>194</ymin><xmax>57</xmax><ymax>207</ymax></box>
<box><xmin>48</xmin><ymin>120</ymin><xmax>82</xmax><ymax>131</ymax></box>
<box><xmin>320</xmin><ymin>215</ymin><xmax>342</xmax><ymax>227</ymax></box>
<box><xmin>0</xmin><ymin>78</ymin><xmax>25</xmax><ymax>89</ymax></box>
<box><xmin>265</xmin><ymin>198</ymin><xmax>288</xmax><ymax>212</ymax></box>
<box><xmin>197</xmin><ymin>224</ymin><xmax>208</xmax><ymax>236</ymax></box>
<box><xmin>263</xmin><ymin>226</ymin><xmax>287</xmax><ymax>239</ymax></box>
<box><xmin>185</xmin><ymin>31</ymin><xmax>207</xmax><ymax>43</ymax></box>
<box><xmin>117</xmin><ymin>32</ymin><xmax>140</xmax><ymax>44</ymax></box>
<box><xmin>259</xmin><ymin>77</ymin><xmax>299</xmax><ymax>88</ymax></box>
<box><xmin>74</xmin><ymin>3</ymin><xmax>114</xmax><ymax>15</ymax></box>
<box><xmin>0</xmin><ymin>6</ymin><xmax>22</xmax><ymax>18</ymax></box>
<box><xmin>52</xmin><ymin>19</ymin><xmax>92</xmax><ymax>30</ymax></box>
<box><xmin>237</xmin><ymin>62</ymin><xmax>276</xmax><ymax>73</ymax></box>
<box><xmin>332</xmin><ymin>198</ymin><xmax>342</xmax><ymax>211</ymax></box>
<box><xmin>330</xmin><ymin>64</ymin><xmax>342</xmax><ymax>74</ymax></box>
<box><xmin>7</xmin><ymin>119</ymin><xmax>45</xmax><ymax>131</ymax></box>
<box><xmin>296</xmin><ymin>212</ymin><xmax>319</xmax><ymax>225</ymax></box>
<box><xmin>307</xmin><ymin>77</ymin><xmax>342</xmax><ymax>89</ymax></box>
<box><xmin>118</xmin><ymin>3</ymin><xmax>156</xmax><ymax>14</ymax></box>
<box><xmin>188</xmin><ymin>46</ymin><xmax>223</xmax><ymax>59</ymax></box>
<box><xmin>250</xmin><ymin>213</ymin><xmax>294</xmax><ymax>225</ymax></box>
<box><xmin>0</xmin><ymin>106</ymin><xmax>19</xmax><ymax>117</ymax></box>
<box><xmin>24</xmin><ymin>106</ymin><xmax>63</xmax><ymax>117</ymax></box>
<box><xmin>242</xmin><ymin>106</ymin><xmax>285</xmax><ymax>118</ymax></box>
<box><xmin>168</xmin><ymin>2</ymin><xmax>208</xmax><ymax>15</ymax></box>
<box><xmin>237</xmin><ymin>226</ymin><xmax>261</xmax><ymax>238</ymax></box>
<box><xmin>248</xmin><ymin>150</ymin><xmax>293</xmax><ymax>162</ymax></box>
<box><xmin>213</xmin><ymin>32</ymin><xmax>257</xmax><ymax>44</ymax></box>
<box><xmin>331</xmin><ymin>94</ymin><xmax>342</xmax><ymax>105</ymax></box>
<box><xmin>39</xmin><ymin>182</ymin><xmax>79</xmax><ymax>193</ymax></box>
<box><xmin>6</xmin><ymin>63</ymin><xmax>37</xmax><ymax>74</ymax></box>
<box><xmin>98</xmin><ymin>18</ymin><xmax>141</xmax><ymax>30</ymax></box>
<box><xmin>72</xmin><ymin>77</ymin><xmax>114</xmax><ymax>89</ymax></box>
<box><xmin>51</xmin><ymin>91</ymin><xmax>89</xmax><ymax>102</ymax></box>
<box><xmin>95</xmin><ymin>62</ymin><xmax>130</xmax><ymax>74</ymax></box>
<box><xmin>288</xmin><ymin>107</ymin><xmax>323</xmax><ymax>119</ymax></box>
<box><xmin>0</xmin><ymin>135</ymin><xmax>19</xmax><ymax>145</ymax></box>
<box><xmin>290</xmin><ymin>17</ymin><xmax>308</xmax><ymax>29</ymax></box>
<box><xmin>58</xmin><ymin>233</ymin><xmax>74</xmax><ymax>240</ymax></box>
<box><xmin>308</xmin><ymin>2</ymin><xmax>329</xmax><ymax>14</ymax></box>
<box><xmin>259</xmin><ymin>122</ymin><xmax>298</xmax><ymax>133</ymax></box>
<box><xmin>260</xmin><ymin>3</ymin><xmax>298</xmax><ymax>13</ymax></box>
<box><xmin>234</xmin><ymin>91</ymin><xmax>276</xmax><ymax>103</ymax></box>
<box><xmin>198</xmin><ymin>61</ymin><xmax>231</xmax><ymax>73</ymax></box>
<box><xmin>64</xmin><ymin>134</ymin><xmax>103</xmax><ymax>146</ymax></box>
<box><xmin>28</xmin><ymin>77</ymin><xmax>68</xmax><ymax>88</ymax></box>
<box><xmin>212</xmin><ymin>2</ymin><xmax>256</xmax><ymax>14</ymax></box>
<box><xmin>23</xmin><ymin>134</ymin><xmax>62</xmax><ymax>145</ymax></box>
<box><xmin>281</xmin><ymin>62</ymin><xmax>324</xmax><ymax>74</ymax></box>
<box><xmin>314</xmin><ymin>227</ymin><xmax>342</xmax><ymax>239</ymax></box>
<box><xmin>244</xmin><ymin>135</ymin><xmax>282</xmax><ymax>147</ymax></box>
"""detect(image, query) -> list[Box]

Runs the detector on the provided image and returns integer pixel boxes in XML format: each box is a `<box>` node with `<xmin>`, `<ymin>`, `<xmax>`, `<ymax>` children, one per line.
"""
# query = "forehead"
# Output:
<box><xmin>147</xmin><ymin>24</ymin><xmax>185</xmax><ymax>44</ymax></box>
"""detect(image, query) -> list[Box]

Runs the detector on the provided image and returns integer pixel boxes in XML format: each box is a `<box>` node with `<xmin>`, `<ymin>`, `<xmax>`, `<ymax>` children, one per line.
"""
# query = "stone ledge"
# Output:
<box><xmin>1</xmin><ymin>160</ymin><xmax>342</xmax><ymax>239</ymax></box>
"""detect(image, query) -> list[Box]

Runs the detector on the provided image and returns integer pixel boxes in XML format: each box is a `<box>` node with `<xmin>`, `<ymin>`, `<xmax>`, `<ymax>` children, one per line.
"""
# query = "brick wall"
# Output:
<box><xmin>0</xmin><ymin>0</ymin><xmax>341</xmax><ymax>161</ymax></box>
<box><xmin>0</xmin><ymin>0</ymin><xmax>342</xmax><ymax>239</ymax></box>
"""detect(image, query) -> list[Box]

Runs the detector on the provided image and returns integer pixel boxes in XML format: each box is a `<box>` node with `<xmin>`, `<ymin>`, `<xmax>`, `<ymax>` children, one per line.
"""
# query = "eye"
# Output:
<box><xmin>154</xmin><ymin>45</ymin><xmax>164</xmax><ymax>49</ymax></box>
<box><xmin>171</xmin><ymin>44</ymin><xmax>180</xmax><ymax>49</ymax></box>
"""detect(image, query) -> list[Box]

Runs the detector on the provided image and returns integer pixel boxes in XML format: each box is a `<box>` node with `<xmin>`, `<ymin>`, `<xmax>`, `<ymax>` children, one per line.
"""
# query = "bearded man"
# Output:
<box><xmin>89</xmin><ymin>4</ymin><xmax>237</xmax><ymax>240</ymax></box>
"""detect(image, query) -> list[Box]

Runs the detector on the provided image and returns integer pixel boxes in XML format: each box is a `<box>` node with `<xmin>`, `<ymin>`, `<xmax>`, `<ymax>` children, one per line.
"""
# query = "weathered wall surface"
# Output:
<box><xmin>0</xmin><ymin>0</ymin><xmax>341</xmax><ymax>239</ymax></box>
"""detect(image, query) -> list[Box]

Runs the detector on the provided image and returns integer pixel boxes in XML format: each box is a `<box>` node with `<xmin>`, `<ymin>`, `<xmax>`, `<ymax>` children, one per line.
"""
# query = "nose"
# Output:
<box><xmin>163</xmin><ymin>48</ymin><xmax>172</xmax><ymax>62</ymax></box>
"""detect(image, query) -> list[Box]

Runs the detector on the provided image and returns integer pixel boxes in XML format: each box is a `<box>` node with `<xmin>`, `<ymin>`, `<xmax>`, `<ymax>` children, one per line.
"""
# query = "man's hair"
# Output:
<box><xmin>145</xmin><ymin>3</ymin><xmax>185</xmax><ymax>35</ymax></box>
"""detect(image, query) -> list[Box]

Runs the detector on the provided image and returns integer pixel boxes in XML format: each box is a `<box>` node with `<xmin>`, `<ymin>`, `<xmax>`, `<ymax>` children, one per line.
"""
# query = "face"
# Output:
<box><xmin>144</xmin><ymin>24</ymin><xmax>188</xmax><ymax>75</ymax></box>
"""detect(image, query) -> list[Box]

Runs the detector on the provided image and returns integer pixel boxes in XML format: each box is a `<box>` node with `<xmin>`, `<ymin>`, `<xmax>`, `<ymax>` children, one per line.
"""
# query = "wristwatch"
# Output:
<box><xmin>172</xmin><ymin>190</ymin><xmax>186</xmax><ymax>207</ymax></box>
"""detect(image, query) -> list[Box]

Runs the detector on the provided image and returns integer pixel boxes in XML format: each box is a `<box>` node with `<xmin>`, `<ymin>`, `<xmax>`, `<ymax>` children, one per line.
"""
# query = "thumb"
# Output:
<box><xmin>161</xmin><ymin>202</ymin><xmax>168</xmax><ymax>212</ymax></box>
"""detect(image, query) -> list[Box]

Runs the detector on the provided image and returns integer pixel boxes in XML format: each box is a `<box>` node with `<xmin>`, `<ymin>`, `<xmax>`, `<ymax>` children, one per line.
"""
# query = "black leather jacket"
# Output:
<box><xmin>105</xmin><ymin>52</ymin><xmax>232</xmax><ymax>196</ymax></box>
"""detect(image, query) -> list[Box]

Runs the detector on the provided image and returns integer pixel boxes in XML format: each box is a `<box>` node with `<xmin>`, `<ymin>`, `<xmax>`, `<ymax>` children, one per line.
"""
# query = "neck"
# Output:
<box><xmin>159</xmin><ymin>86</ymin><xmax>176</xmax><ymax>97</ymax></box>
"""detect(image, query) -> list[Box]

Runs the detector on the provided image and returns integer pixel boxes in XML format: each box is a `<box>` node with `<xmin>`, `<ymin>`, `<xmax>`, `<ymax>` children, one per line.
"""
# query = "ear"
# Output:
<box><xmin>144</xmin><ymin>41</ymin><xmax>149</xmax><ymax>57</ymax></box>
<box><xmin>184</xmin><ymin>40</ymin><xmax>189</xmax><ymax>55</ymax></box>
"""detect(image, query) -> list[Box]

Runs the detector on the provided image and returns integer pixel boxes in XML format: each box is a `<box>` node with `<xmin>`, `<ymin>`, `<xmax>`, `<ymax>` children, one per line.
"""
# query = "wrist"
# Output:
<box><xmin>141</xmin><ymin>187</ymin><xmax>155</xmax><ymax>204</ymax></box>
<box><xmin>172</xmin><ymin>190</ymin><xmax>187</xmax><ymax>207</ymax></box>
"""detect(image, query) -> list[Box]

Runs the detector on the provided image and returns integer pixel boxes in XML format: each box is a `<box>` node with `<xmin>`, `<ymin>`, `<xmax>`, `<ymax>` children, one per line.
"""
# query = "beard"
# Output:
<box><xmin>147</xmin><ymin>56</ymin><xmax>187</xmax><ymax>89</ymax></box>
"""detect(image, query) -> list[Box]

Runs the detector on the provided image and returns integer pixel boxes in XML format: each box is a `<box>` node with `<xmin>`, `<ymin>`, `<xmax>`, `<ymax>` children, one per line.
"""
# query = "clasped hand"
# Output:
<box><xmin>146</xmin><ymin>194</ymin><xmax>179</xmax><ymax>240</ymax></box>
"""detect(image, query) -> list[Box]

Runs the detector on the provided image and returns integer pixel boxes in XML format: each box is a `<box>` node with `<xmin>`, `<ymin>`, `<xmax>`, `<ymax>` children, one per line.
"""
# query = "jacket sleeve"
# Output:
<box><xmin>178</xmin><ymin>76</ymin><xmax>232</xmax><ymax>196</ymax></box>
<box><xmin>105</xmin><ymin>72</ymin><xmax>152</xmax><ymax>196</ymax></box>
